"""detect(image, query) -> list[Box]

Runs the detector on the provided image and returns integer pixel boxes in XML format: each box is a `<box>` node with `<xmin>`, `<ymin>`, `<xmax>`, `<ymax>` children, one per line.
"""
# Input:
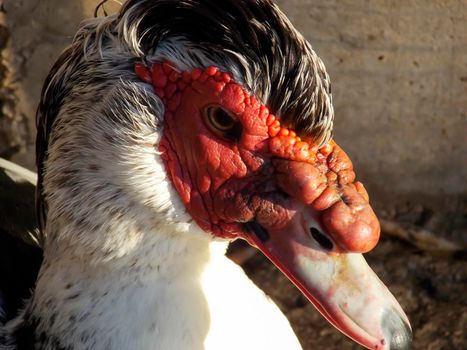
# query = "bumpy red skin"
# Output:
<box><xmin>135</xmin><ymin>62</ymin><xmax>380</xmax><ymax>253</ymax></box>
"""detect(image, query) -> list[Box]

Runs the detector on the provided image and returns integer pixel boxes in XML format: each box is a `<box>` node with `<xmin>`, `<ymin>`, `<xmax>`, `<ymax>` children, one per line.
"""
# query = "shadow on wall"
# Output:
<box><xmin>2</xmin><ymin>0</ymin><xmax>87</xmax><ymax>168</ymax></box>
<box><xmin>2</xmin><ymin>0</ymin><xmax>123</xmax><ymax>169</ymax></box>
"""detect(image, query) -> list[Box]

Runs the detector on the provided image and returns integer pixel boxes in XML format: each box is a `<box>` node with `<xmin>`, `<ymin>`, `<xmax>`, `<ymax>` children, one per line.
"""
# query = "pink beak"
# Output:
<box><xmin>244</xmin><ymin>204</ymin><xmax>412</xmax><ymax>350</ymax></box>
<box><xmin>241</xmin><ymin>143</ymin><xmax>412</xmax><ymax>350</ymax></box>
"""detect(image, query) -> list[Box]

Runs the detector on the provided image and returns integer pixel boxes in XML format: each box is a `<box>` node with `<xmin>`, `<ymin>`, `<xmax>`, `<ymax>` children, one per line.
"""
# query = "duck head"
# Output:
<box><xmin>36</xmin><ymin>0</ymin><xmax>411</xmax><ymax>349</ymax></box>
<box><xmin>133</xmin><ymin>61</ymin><xmax>411</xmax><ymax>350</ymax></box>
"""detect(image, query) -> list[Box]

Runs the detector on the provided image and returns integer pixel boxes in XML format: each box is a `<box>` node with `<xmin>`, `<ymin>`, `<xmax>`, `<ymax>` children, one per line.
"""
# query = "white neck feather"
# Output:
<box><xmin>30</xmin><ymin>226</ymin><xmax>302</xmax><ymax>350</ymax></box>
<box><xmin>31</xmin><ymin>223</ymin><xmax>226</xmax><ymax>350</ymax></box>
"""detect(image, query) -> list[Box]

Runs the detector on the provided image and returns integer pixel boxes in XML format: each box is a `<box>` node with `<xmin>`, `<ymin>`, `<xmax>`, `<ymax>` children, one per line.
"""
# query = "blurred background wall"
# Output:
<box><xmin>0</xmin><ymin>0</ymin><xmax>466</xmax><ymax>239</ymax></box>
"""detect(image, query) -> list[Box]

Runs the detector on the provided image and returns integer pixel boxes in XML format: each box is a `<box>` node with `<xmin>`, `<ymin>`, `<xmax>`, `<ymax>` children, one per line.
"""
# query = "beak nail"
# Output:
<box><xmin>381</xmin><ymin>308</ymin><xmax>413</xmax><ymax>350</ymax></box>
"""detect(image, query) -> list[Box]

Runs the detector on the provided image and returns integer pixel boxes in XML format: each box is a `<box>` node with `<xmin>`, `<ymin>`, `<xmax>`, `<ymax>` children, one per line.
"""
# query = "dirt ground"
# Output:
<box><xmin>233</xmin><ymin>198</ymin><xmax>467</xmax><ymax>350</ymax></box>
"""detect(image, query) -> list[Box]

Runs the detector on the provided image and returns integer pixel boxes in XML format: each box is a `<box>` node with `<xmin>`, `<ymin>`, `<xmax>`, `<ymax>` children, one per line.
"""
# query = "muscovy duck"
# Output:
<box><xmin>0</xmin><ymin>0</ymin><xmax>412</xmax><ymax>349</ymax></box>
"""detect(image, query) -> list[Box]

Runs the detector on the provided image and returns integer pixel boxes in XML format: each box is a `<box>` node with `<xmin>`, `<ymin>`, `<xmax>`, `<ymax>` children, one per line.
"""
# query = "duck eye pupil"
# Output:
<box><xmin>203</xmin><ymin>105</ymin><xmax>243</xmax><ymax>142</ymax></box>
<box><xmin>213</xmin><ymin>109</ymin><xmax>233</xmax><ymax>128</ymax></box>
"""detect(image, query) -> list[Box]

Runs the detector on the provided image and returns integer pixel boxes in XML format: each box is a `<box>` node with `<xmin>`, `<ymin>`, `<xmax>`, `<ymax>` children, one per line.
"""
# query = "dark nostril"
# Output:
<box><xmin>309</xmin><ymin>227</ymin><xmax>333</xmax><ymax>250</ymax></box>
<box><xmin>244</xmin><ymin>221</ymin><xmax>270</xmax><ymax>242</ymax></box>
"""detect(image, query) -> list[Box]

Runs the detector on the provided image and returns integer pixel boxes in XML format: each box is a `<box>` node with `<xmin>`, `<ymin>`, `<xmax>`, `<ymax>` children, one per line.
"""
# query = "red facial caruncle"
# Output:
<box><xmin>134</xmin><ymin>61</ymin><xmax>413</xmax><ymax>350</ymax></box>
<box><xmin>135</xmin><ymin>61</ymin><xmax>379</xmax><ymax>253</ymax></box>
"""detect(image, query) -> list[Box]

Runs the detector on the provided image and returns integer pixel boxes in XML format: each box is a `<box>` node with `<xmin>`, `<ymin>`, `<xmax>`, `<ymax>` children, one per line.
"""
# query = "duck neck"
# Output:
<box><xmin>29</xmin><ymin>223</ymin><xmax>226</xmax><ymax>350</ymax></box>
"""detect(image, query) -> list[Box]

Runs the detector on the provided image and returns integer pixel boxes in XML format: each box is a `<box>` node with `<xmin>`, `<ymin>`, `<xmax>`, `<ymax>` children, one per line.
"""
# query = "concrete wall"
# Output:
<box><xmin>1</xmin><ymin>0</ymin><xmax>466</xmax><ymax>219</ymax></box>
<box><xmin>275</xmin><ymin>0</ymin><xmax>467</xmax><ymax>215</ymax></box>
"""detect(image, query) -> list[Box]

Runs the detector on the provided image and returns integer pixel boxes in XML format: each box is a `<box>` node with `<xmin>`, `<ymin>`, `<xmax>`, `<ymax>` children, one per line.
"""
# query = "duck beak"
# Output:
<box><xmin>244</xmin><ymin>210</ymin><xmax>412</xmax><ymax>350</ymax></box>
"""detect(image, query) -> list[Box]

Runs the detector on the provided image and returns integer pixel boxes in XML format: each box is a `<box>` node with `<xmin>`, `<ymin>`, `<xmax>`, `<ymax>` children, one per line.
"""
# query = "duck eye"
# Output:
<box><xmin>203</xmin><ymin>105</ymin><xmax>242</xmax><ymax>142</ymax></box>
